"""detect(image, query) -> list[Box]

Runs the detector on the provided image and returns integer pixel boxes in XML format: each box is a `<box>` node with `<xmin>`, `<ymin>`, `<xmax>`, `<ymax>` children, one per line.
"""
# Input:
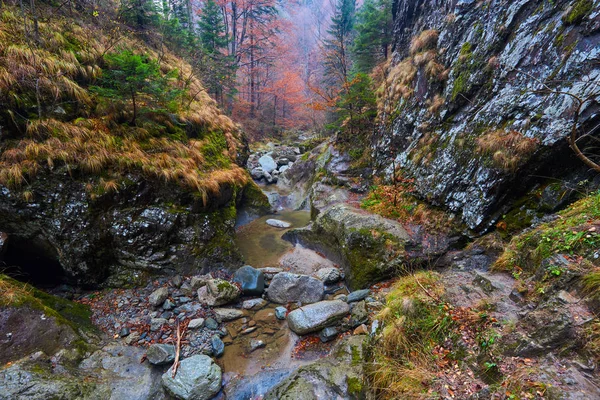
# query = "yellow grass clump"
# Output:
<box><xmin>476</xmin><ymin>129</ymin><xmax>539</xmax><ymax>171</ymax></box>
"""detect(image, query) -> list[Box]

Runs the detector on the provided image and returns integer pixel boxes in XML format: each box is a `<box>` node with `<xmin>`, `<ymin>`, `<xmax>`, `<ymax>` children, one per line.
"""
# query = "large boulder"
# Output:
<box><xmin>197</xmin><ymin>279</ymin><xmax>240</xmax><ymax>306</ymax></box>
<box><xmin>233</xmin><ymin>265</ymin><xmax>265</xmax><ymax>295</ymax></box>
<box><xmin>161</xmin><ymin>355</ymin><xmax>222</xmax><ymax>400</ymax></box>
<box><xmin>286</xmin><ymin>300</ymin><xmax>350</xmax><ymax>335</ymax></box>
<box><xmin>264</xmin><ymin>335</ymin><xmax>367</xmax><ymax>399</ymax></box>
<box><xmin>258</xmin><ymin>155</ymin><xmax>278</xmax><ymax>173</ymax></box>
<box><xmin>266</xmin><ymin>272</ymin><xmax>324</xmax><ymax>304</ymax></box>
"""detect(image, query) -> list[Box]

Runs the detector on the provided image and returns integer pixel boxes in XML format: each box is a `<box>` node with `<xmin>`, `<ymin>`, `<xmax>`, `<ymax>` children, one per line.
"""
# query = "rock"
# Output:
<box><xmin>319</xmin><ymin>326</ymin><xmax>339</xmax><ymax>342</ymax></box>
<box><xmin>353</xmin><ymin>324</ymin><xmax>368</xmax><ymax>335</ymax></box>
<box><xmin>266</xmin><ymin>219</ymin><xmax>292</xmax><ymax>228</ymax></box>
<box><xmin>315</xmin><ymin>267</ymin><xmax>343</xmax><ymax>284</ymax></box>
<box><xmin>0</xmin><ymin>232</ymin><xmax>7</xmax><ymax>260</ymax></box>
<box><xmin>211</xmin><ymin>335</ymin><xmax>225</xmax><ymax>358</ymax></box>
<box><xmin>172</xmin><ymin>275</ymin><xmax>183</xmax><ymax>288</ymax></box>
<box><xmin>205</xmin><ymin>318</ymin><xmax>218</xmax><ymax>330</ymax></box>
<box><xmin>163</xmin><ymin>299</ymin><xmax>175</xmax><ymax>310</ymax></box>
<box><xmin>180</xmin><ymin>282</ymin><xmax>194</xmax><ymax>296</ymax></box>
<box><xmin>350</xmin><ymin>301</ymin><xmax>369</xmax><ymax>327</ymax></box>
<box><xmin>266</xmin><ymin>272</ymin><xmax>324</xmax><ymax>304</ymax></box>
<box><xmin>162</xmin><ymin>355</ymin><xmax>222</xmax><ymax>400</ymax></box>
<box><xmin>258</xmin><ymin>267</ymin><xmax>284</xmax><ymax>279</ymax></box>
<box><xmin>213</xmin><ymin>308</ymin><xmax>244</xmax><ymax>322</ymax></box>
<box><xmin>279</xmin><ymin>165</ymin><xmax>290</xmax><ymax>174</ymax></box>
<box><xmin>198</xmin><ymin>279</ymin><xmax>240</xmax><ymax>306</ymax></box>
<box><xmin>149</xmin><ymin>287</ymin><xmax>169</xmax><ymax>307</ymax></box>
<box><xmin>347</xmin><ymin>289</ymin><xmax>370</xmax><ymax>303</ymax></box>
<box><xmin>190</xmin><ymin>275</ymin><xmax>211</xmax><ymax>290</ymax></box>
<box><xmin>241</xmin><ymin>327</ymin><xmax>257</xmax><ymax>335</ymax></box>
<box><xmin>188</xmin><ymin>318</ymin><xmax>205</xmax><ymax>329</ymax></box>
<box><xmin>119</xmin><ymin>327</ymin><xmax>130</xmax><ymax>337</ymax></box>
<box><xmin>275</xmin><ymin>306</ymin><xmax>287</xmax><ymax>320</ymax></box>
<box><xmin>258</xmin><ymin>155</ymin><xmax>278</xmax><ymax>173</ymax></box>
<box><xmin>264</xmin><ymin>335</ymin><xmax>366</xmax><ymax>399</ymax></box>
<box><xmin>286</xmin><ymin>300</ymin><xmax>350</xmax><ymax>335</ymax></box>
<box><xmin>233</xmin><ymin>265</ymin><xmax>265</xmax><ymax>295</ymax></box>
<box><xmin>334</xmin><ymin>294</ymin><xmax>348</xmax><ymax>302</ymax></box>
<box><xmin>150</xmin><ymin>318</ymin><xmax>167</xmax><ymax>331</ymax></box>
<box><xmin>242</xmin><ymin>298</ymin><xmax>267</xmax><ymax>310</ymax></box>
<box><xmin>249</xmin><ymin>339</ymin><xmax>265</xmax><ymax>352</ymax></box>
<box><xmin>146</xmin><ymin>343</ymin><xmax>176</xmax><ymax>365</ymax></box>
<box><xmin>251</xmin><ymin>167</ymin><xmax>266</xmax><ymax>179</ymax></box>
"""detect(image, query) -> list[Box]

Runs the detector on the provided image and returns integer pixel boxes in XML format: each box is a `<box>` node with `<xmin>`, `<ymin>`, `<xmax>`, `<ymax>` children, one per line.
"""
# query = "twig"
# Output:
<box><xmin>171</xmin><ymin>320</ymin><xmax>186</xmax><ymax>378</ymax></box>
<box><xmin>414</xmin><ymin>275</ymin><xmax>442</xmax><ymax>303</ymax></box>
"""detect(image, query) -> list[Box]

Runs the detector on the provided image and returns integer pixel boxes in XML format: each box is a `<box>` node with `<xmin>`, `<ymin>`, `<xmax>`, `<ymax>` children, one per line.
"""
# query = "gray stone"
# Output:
<box><xmin>180</xmin><ymin>282</ymin><xmax>194</xmax><ymax>296</ymax></box>
<box><xmin>190</xmin><ymin>275</ymin><xmax>211</xmax><ymax>290</ymax></box>
<box><xmin>150</xmin><ymin>318</ymin><xmax>167</xmax><ymax>331</ymax></box>
<box><xmin>172</xmin><ymin>275</ymin><xmax>183</xmax><ymax>288</ymax></box>
<box><xmin>162</xmin><ymin>355</ymin><xmax>222</xmax><ymax>400</ymax></box>
<box><xmin>258</xmin><ymin>155</ymin><xmax>278</xmax><ymax>173</ymax></box>
<box><xmin>214</xmin><ymin>308</ymin><xmax>244</xmax><ymax>322</ymax></box>
<box><xmin>163</xmin><ymin>299</ymin><xmax>175</xmax><ymax>310</ymax></box>
<box><xmin>266</xmin><ymin>272</ymin><xmax>324</xmax><ymax>304</ymax></box>
<box><xmin>198</xmin><ymin>279</ymin><xmax>240</xmax><ymax>306</ymax></box>
<box><xmin>287</xmin><ymin>300</ymin><xmax>350</xmax><ymax>335</ymax></box>
<box><xmin>242</xmin><ymin>298</ymin><xmax>267</xmax><ymax>310</ymax></box>
<box><xmin>258</xmin><ymin>267</ymin><xmax>284</xmax><ymax>279</ymax></box>
<box><xmin>315</xmin><ymin>267</ymin><xmax>343</xmax><ymax>284</ymax></box>
<box><xmin>188</xmin><ymin>318</ymin><xmax>205</xmax><ymax>329</ymax></box>
<box><xmin>266</xmin><ymin>219</ymin><xmax>292</xmax><ymax>228</ymax></box>
<box><xmin>347</xmin><ymin>289</ymin><xmax>370</xmax><ymax>303</ymax></box>
<box><xmin>275</xmin><ymin>306</ymin><xmax>287</xmax><ymax>320</ymax></box>
<box><xmin>146</xmin><ymin>343</ymin><xmax>176</xmax><ymax>365</ymax></box>
<box><xmin>233</xmin><ymin>265</ymin><xmax>265</xmax><ymax>295</ymax></box>
<box><xmin>319</xmin><ymin>327</ymin><xmax>338</xmax><ymax>342</ymax></box>
<box><xmin>350</xmin><ymin>301</ymin><xmax>369</xmax><ymax>328</ymax></box>
<box><xmin>149</xmin><ymin>287</ymin><xmax>169</xmax><ymax>307</ymax></box>
<box><xmin>211</xmin><ymin>335</ymin><xmax>225</xmax><ymax>358</ymax></box>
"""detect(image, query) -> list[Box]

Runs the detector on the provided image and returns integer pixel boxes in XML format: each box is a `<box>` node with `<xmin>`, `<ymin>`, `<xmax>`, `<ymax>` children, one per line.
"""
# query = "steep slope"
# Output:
<box><xmin>0</xmin><ymin>4</ymin><xmax>269</xmax><ymax>286</ymax></box>
<box><xmin>375</xmin><ymin>0</ymin><xmax>600</xmax><ymax>232</ymax></box>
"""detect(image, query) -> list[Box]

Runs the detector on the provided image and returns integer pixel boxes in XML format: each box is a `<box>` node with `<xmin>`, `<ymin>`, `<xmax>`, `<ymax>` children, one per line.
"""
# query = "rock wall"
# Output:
<box><xmin>376</xmin><ymin>0</ymin><xmax>600</xmax><ymax>232</ymax></box>
<box><xmin>0</xmin><ymin>171</ymin><xmax>269</xmax><ymax>287</ymax></box>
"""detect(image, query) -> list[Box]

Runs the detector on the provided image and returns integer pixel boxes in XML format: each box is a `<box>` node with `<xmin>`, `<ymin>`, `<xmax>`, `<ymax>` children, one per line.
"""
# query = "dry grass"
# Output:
<box><xmin>476</xmin><ymin>129</ymin><xmax>539</xmax><ymax>172</ymax></box>
<box><xmin>410</xmin><ymin>30</ymin><xmax>439</xmax><ymax>55</ymax></box>
<box><xmin>0</xmin><ymin>6</ymin><xmax>248</xmax><ymax>203</ymax></box>
<box><xmin>0</xmin><ymin>274</ymin><xmax>34</xmax><ymax>306</ymax></box>
<box><xmin>427</xmin><ymin>94</ymin><xmax>445</xmax><ymax>114</ymax></box>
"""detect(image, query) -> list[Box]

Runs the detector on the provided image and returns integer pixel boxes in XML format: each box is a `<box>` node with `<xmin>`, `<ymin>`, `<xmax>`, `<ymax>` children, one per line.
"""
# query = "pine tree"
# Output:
<box><xmin>323</xmin><ymin>0</ymin><xmax>356</xmax><ymax>86</ymax></box>
<box><xmin>119</xmin><ymin>0</ymin><xmax>159</xmax><ymax>28</ymax></box>
<box><xmin>198</xmin><ymin>0</ymin><xmax>235</xmax><ymax>106</ymax></box>
<box><xmin>352</xmin><ymin>0</ymin><xmax>393</xmax><ymax>74</ymax></box>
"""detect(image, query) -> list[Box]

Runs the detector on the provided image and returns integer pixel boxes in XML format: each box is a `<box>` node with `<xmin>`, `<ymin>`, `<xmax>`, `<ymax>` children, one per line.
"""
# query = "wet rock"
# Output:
<box><xmin>162</xmin><ymin>355</ymin><xmax>222</xmax><ymax>400</ymax></box>
<box><xmin>197</xmin><ymin>279</ymin><xmax>240</xmax><ymax>306</ymax></box>
<box><xmin>205</xmin><ymin>318</ymin><xmax>218</xmax><ymax>330</ymax></box>
<box><xmin>350</xmin><ymin>301</ymin><xmax>369</xmax><ymax>328</ymax></box>
<box><xmin>315</xmin><ymin>267</ymin><xmax>343</xmax><ymax>284</ymax></box>
<box><xmin>233</xmin><ymin>265</ymin><xmax>265</xmax><ymax>295</ymax></box>
<box><xmin>188</xmin><ymin>318</ymin><xmax>205</xmax><ymax>329</ymax></box>
<box><xmin>347</xmin><ymin>289</ymin><xmax>370</xmax><ymax>303</ymax></box>
<box><xmin>149</xmin><ymin>287</ymin><xmax>169</xmax><ymax>307</ymax></box>
<box><xmin>266</xmin><ymin>219</ymin><xmax>292</xmax><ymax>228</ymax></box>
<box><xmin>287</xmin><ymin>300</ymin><xmax>350</xmax><ymax>335</ymax></box>
<box><xmin>275</xmin><ymin>306</ymin><xmax>287</xmax><ymax>320</ymax></box>
<box><xmin>319</xmin><ymin>326</ymin><xmax>339</xmax><ymax>342</ymax></box>
<box><xmin>211</xmin><ymin>335</ymin><xmax>225</xmax><ymax>358</ymax></box>
<box><xmin>150</xmin><ymin>318</ymin><xmax>167</xmax><ymax>331</ymax></box>
<box><xmin>258</xmin><ymin>155</ymin><xmax>278</xmax><ymax>173</ymax></box>
<box><xmin>249</xmin><ymin>339</ymin><xmax>265</xmax><ymax>352</ymax></box>
<box><xmin>213</xmin><ymin>308</ymin><xmax>244</xmax><ymax>322</ymax></box>
<box><xmin>242</xmin><ymin>327</ymin><xmax>257</xmax><ymax>335</ymax></box>
<box><xmin>242</xmin><ymin>298</ymin><xmax>267</xmax><ymax>310</ymax></box>
<box><xmin>259</xmin><ymin>267</ymin><xmax>284</xmax><ymax>279</ymax></box>
<box><xmin>264</xmin><ymin>335</ymin><xmax>366</xmax><ymax>399</ymax></box>
<box><xmin>146</xmin><ymin>343</ymin><xmax>175</xmax><ymax>365</ymax></box>
<box><xmin>266</xmin><ymin>272</ymin><xmax>324</xmax><ymax>304</ymax></box>
<box><xmin>254</xmin><ymin>308</ymin><xmax>278</xmax><ymax>325</ymax></box>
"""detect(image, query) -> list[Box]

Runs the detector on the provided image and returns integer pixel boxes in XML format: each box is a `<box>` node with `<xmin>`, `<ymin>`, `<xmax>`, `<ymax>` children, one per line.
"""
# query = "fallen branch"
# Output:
<box><xmin>171</xmin><ymin>320</ymin><xmax>187</xmax><ymax>378</ymax></box>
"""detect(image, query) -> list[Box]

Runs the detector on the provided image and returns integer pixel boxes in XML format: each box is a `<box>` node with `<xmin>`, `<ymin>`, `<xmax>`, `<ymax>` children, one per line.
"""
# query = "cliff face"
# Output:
<box><xmin>376</xmin><ymin>0</ymin><xmax>600</xmax><ymax>232</ymax></box>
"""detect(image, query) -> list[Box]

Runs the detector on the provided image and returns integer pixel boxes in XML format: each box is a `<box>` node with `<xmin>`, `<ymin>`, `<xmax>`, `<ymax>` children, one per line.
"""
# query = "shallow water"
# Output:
<box><xmin>235</xmin><ymin>210</ymin><xmax>311</xmax><ymax>268</ymax></box>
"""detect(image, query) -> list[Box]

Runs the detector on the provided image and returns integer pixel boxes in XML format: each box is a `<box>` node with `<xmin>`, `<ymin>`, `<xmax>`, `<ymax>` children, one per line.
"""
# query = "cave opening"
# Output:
<box><xmin>1</xmin><ymin>237</ymin><xmax>67</xmax><ymax>288</ymax></box>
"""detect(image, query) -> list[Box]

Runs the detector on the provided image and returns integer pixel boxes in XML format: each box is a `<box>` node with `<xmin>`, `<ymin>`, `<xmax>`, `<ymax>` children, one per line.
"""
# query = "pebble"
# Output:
<box><xmin>275</xmin><ymin>306</ymin><xmax>287</xmax><ymax>320</ymax></box>
<box><xmin>241</xmin><ymin>327</ymin><xmax>257</xmax><ymax>335</ymax></box>
<box><xmin>188</xmin><ymin>318</ymin><xmax>205</xmax><ymax>329</ymax></box>
<box><xmin>319</xmin><ymin>326</ymin><xmax>338</xmax><ymax>342</ymax></box>
<box><xmin>119</xmin><ymin>327</ymin><xmax>130</xmax><ymax>337</ymax></box>
<box><xmin>178</xmin><ymin>296</ymin><xmax>192</xmax><ymax>304</ymax></box>
<box><xmin>148</xmin><ymin>287</ymin><xmax>169</xmax><ymax>307</ymax></box>
<box><xmin>171</xmin><ymin>275</ymin><xmax>183</xmax><ymax>288</ymax></box>
<box><xmin>242</xmin><ymin>298</ymin><xmax>267</xmax><ymax>310</ymax></box>
<box><xmin>211</xmin><ymin>335</ymin><xmax>225</xmax><ymax>357</ymax></box>
<box><xmin>162</xmin><ymin>299</ymin><xmax>175</xmax><ymax>310</ymax></box>
<box><xmin>353</xmin><ymin>324</ymin><xmax>368</xmax><ymax>335</ymax></box>
<box><xmin>150</xmin><ymin>318</ymin><xmax>167</xmax><ymax>331</ymax></box>
<box><xmin>347</xmin><ymin>289</ymin><xmax>370</xmax><ymax>303</ymax></box>
<box><xmin>249</xmin><ymin>339</ymin><xmax>265</xmax><ymax>352</ymax></box>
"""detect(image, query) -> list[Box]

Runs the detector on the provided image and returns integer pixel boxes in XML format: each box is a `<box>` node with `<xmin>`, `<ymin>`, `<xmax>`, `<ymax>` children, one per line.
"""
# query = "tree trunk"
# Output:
<box><xmin>131</xmin><ymin>88</ymin><xmax>137</xmax><ymax>126</ymax></box>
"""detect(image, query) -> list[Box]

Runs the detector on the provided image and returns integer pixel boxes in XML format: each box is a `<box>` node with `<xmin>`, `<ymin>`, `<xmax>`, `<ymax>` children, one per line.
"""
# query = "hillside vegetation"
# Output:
<box><xmin>0</xmin><ymin>2</ymin><xmax>248</xmax><ymax>205</ymax></box>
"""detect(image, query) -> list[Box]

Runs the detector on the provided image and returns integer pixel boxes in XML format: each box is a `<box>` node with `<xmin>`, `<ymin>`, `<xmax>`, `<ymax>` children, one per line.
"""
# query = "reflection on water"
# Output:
<box><xmin>235</xmin><ymin>210</ymin><xmax>311</xmax><ymax>268</ymax></box>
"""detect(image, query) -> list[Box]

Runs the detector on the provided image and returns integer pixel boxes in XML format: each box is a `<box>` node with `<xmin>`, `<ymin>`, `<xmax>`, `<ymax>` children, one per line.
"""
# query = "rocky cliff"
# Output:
<box><xmin>375</xmin><ymin>0</ymin><xmax>600</xmax><ymax>232</ymax></box>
